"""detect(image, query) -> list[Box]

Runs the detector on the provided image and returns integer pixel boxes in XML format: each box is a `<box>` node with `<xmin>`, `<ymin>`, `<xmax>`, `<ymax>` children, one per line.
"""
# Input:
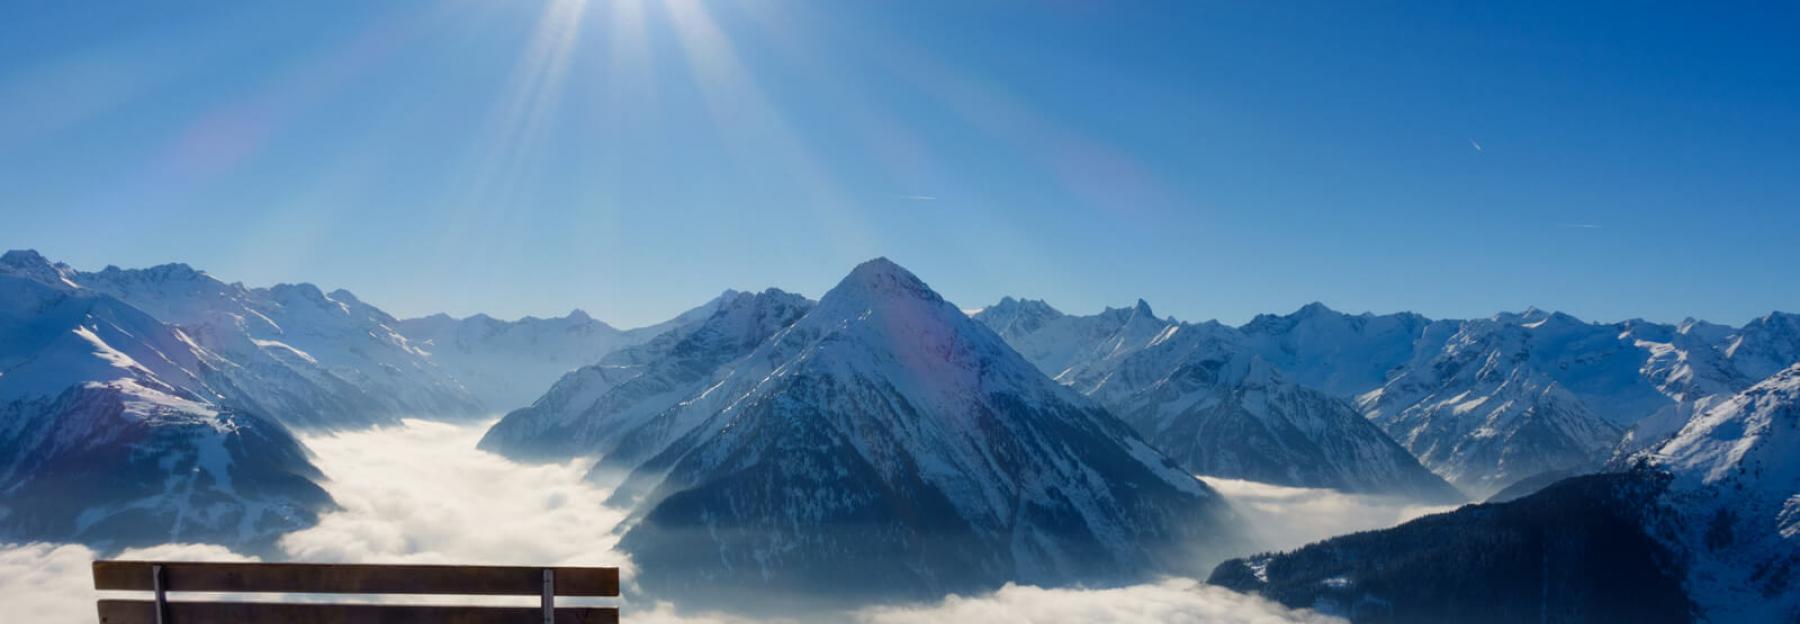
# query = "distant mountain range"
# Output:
<box><xmin>394</xmin><ymin>305</ymin><xmax>710</xmax><ymax>413</ymax></box>
<box><xmin>3</xmin><ymin>248</ymin><xmax>1795</xmax><ymax>621</ymax></box>
<box><xmin>974</xmin><ymin>298</ymin><xmax>1460</xmax><ymax>501</ymax></box>
<box><xmin>978</xmin><ymin>296</ymin><xmax>1800</xmax><ymax>499</ymax></box>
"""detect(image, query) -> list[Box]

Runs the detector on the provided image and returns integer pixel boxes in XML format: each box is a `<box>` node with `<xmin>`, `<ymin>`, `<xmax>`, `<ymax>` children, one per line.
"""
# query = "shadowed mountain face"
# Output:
<box><xmin>609</xmin><ymin>259</ymin><xmax>1245</xmax><ymax>610</ymax></box>
<box><xmin>1209</xmin><ymin>472</ymin><xmax>1692</xmax><ymax>624</ymax></box>
<box><xmin>0</xmin><ymin>385</ymin><xmax>329</xmax><ymax>554</ymax></box>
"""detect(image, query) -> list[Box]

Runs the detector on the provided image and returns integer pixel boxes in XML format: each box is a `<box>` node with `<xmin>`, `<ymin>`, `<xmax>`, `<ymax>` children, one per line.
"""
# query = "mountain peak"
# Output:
<box><xmin>1295</xmin><ymin>301</ymin><xmax>1336</xmax><ymax>317</ymax></box>
<box><xmin>826</xmin><ymin>257</ymin><xmax>938</xmax><ymax>304</ymax></box>
<box><xmin>142</xmin><ymin>262</ymin><xmax>205</xmax><ymax>280</ymax></box>
<box><xmin>1133</xmin><ymin>298</ymin><xmax>1156</xmax><ymax>318</ymax></box>
<box><xmin>845</xmin><ymin>256</ymin><xmax>910</xmax><ymax>281</ymax></box>
<box><xmin>1752</xmin><ymin>310</ymin><xmax>1799</xmax><ymax>326</ymax></box>
<box><xmin>1</xmin><ymin>249</ymin><xmax>51</xmax><ymax>268</ymax></box>
<box><xmin>0</xmin><ymin>249</ymin><xmax>79</xmax><ymax>288</ymax></box>
<box><xmin>985</xmin><ymin>296</ymin><xmax>1061</xmax><ymax>316</ymax></box>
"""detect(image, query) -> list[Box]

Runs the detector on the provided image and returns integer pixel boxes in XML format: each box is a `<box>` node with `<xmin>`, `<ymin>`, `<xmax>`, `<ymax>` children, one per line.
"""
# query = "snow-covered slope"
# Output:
<box><xmin>77</xmin><ymin>262</ymin><xmax>479</xmax><ymax>427</ymax></box>
<box><xmin>1239</xmin><ymin>303</ymin><xmax>1432</xmax><ymax>398</ymax></box>
<box><xmin>1638</xmin><ymin>363</ymin><xmax>1800</xmax><ymax>622</ymax></box>
<box><xmin>978</xmin><ymin>299</ymin><xmax>1457</xmax><ymax>499</ymax></box>
<box><xmin>479</xmin><ymin>289</ymin><xmax>813</xmax><ymax>465</ymax></box>
<box><xmin>1359</xmin><ymin>315</ymin><xmax>1626</xmax><ymax>496</ymax></box>
<box><xmin>1723</xmin><ymin>312</ymin><xmax>1800</xmax><ymax>382</ymax></box>
<box><xmin>613</xmin><ymin>259</ymin><xmax>1243</xmax><ymax>608</ymax></box>
<box><xmin>977</xmin><ymin>297</ymin><xmax>1173</xmax><ymax>387</ymax></box>
<box><xmin>1612</xmin><ymin>318</ymin><xmax>1751</xmax><ymax>456</ymax></box>
<box><xmin>0</xmin><ymin>251</ymin><xmax>330</xmax><ymax>551</ymax></box>
<box><xmin>1111</xmin><ymin>349</ymin><xmax>1462</xmax><ymax>501</ymax></box>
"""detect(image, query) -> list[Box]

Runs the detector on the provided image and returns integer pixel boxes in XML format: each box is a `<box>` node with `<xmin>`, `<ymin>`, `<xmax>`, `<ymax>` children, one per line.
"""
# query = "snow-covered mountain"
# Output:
<box><xmin>395</xmin><ymin>292</ymin><xmax>742</xmax><ymax>414</ymax></box>
<box><xmin>1239</xmin><ymin>303</ymin><xmax>1432</xmax><ymax>398</ymax></box>
<box><xmin>977</xmin><ymin>297</ymin><xmax>1173</xmax><ymax>387</ymax></box>
<box><xmin>980</xmin><ymin>296</ymin><xmax>1800</xmax><ymax>497</ymax></box>
<box><xmin>479</xmin><ymin>289</ymin><xmax>813</xmax><ymax>466</ymax></box>
<box><xmin>1111</xmin><ymin>350</ymin><xmax>1462</xmax><ymax>501</ymax></box>
<box><xmin>76</xmin><ymin>261</ymin><xmax>480</xmax><ymax>428</ymax></box>
<box><xmin>1357</xmin><ymin>315</ymin><xmax>1630</xmax><ymax>496</ymax></box>
<box><xmin>1723</xmin><ymin>312</ymin><xmax>1800</xmax><ymax>382</ymax></box>
<box><xmin>976</xmin><ymin>299</ymin><xmax>1458</xmax><ymax>499</ymax></box>
<box><xmin>396</xmin><ymin>310</ymin><xmax>639</xmax><ymax>413</ymax></box>
<box><xmin>0</xmin><ymin>251</ymin><xmax>330</xmax><ymax>551</ymax></box>
<box><xmin>609</xmin><ymin>259</ymin><xmax>1243</xmax><ymax>608</ymax></box>
<box><xmin>1636</xmin><ymin>363</ymin><xmax>1800</xmax><ymax>622</ymax></box>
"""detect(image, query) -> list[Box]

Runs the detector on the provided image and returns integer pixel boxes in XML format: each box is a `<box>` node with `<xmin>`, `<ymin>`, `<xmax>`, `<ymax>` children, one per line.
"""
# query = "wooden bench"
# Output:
<box><xmin>92</xmin><ymin>560</ymin><xmax>619</xmax><ymax>623</ymax></box>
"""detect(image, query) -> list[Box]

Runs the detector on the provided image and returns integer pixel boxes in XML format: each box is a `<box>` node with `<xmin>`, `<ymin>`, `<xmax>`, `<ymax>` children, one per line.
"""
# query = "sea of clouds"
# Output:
<box><xmin>1</xmin><ymin>419</ymin><xmax>1460</xmax><ymax>623</ymax></box>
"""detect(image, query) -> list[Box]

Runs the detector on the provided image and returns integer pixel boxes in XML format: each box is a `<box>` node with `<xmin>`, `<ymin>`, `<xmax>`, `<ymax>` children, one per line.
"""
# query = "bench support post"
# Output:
<box><xmin>151</xmin><ymin>564</ymin><xmax>167</xmax><ymax>624</ymax></box>
<box><xmin>541</xmin><ymin>567</ymin><xmax>555</xmax><ymax>624</ymax></box>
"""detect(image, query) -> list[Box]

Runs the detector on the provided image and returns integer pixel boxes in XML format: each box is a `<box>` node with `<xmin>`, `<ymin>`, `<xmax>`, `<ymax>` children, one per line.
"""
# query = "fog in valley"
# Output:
<box><xmin>1</xmin><ymin>419</ymin><xmax>1460</xmax><ymax>623</ymax></box>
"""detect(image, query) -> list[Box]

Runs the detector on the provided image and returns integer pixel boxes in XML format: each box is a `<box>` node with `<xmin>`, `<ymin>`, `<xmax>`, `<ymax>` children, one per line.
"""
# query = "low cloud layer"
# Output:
<box><xmin>1</xmin><ymin>542</ymin><xmax>252</xmax><ymax>622</ymax></box>
<box><xmin>280</xmin><ymin>419</ymin><xmax>630</xmax><ymax>570</ymax></box>
<box><xmin>1201</xmin><ymin>476</ymin><xmax>1459</xmax><ymax>553</ymax></box>
<box><xmin>855</xmin><ymin>578</ymin><xmax>1341</xmax><ymax>624</ymax></box>
<box><xmin>3</xmin><ymin>421</ymin><xmax>1448</xmax><ymax>622</ymax></box>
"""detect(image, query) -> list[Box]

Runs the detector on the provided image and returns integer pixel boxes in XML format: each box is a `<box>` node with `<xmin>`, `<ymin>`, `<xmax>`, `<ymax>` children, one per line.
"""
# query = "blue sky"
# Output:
<box><xmin>2</xmin><ymin>1</ymin><xmax>1795</xmax><ymax>328</ymax></box>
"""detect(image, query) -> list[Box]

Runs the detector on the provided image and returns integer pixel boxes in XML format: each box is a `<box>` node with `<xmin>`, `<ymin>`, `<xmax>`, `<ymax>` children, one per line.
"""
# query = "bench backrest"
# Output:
<box><xmin>92</xmin><ymin>560</ymin><xmax>619</xmax><ymax>623</ymax></box>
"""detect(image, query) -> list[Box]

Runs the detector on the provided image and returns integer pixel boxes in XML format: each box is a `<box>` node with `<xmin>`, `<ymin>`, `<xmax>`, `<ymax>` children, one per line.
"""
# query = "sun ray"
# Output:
<box><xmin>660</xmin><ymin>0</ymin><xmax>876</xmax><ymax>260</ymax></box>
<box><xmin>441</xmin><ymin>0</ymin><xmax>591</xmax><ymax>252</ymax></box>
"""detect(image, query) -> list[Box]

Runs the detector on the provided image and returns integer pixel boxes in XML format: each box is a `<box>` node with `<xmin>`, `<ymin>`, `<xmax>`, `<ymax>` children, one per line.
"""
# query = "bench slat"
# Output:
<box><xmin>92</xmin><ymin>562</ymin><xmax>619</xmax><ymax>597</ymax></box>
<box><xmin>97</xmin><ymin>600</ymin><xmax>618</xmax><ymax>624</ymax></box>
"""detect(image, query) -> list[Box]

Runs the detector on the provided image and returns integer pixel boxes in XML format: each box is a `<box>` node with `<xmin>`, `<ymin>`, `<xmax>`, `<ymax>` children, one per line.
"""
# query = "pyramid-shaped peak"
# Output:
<box><xmin>845</xmin><ymin>256</ymin><xmax>915</xmax><ymax>282</ymax></box>
<box><xmin>826</xmin><ymin>257</ymin><xmax>939</xmax><ymax>304</ymax></box>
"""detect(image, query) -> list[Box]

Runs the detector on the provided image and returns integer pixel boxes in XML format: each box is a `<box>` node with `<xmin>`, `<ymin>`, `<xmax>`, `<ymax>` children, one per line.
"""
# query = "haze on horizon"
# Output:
<box><xmin>2</xmin><ymin>1</ymin><xmax>1796</xmax><ymax>327</ymax></box>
